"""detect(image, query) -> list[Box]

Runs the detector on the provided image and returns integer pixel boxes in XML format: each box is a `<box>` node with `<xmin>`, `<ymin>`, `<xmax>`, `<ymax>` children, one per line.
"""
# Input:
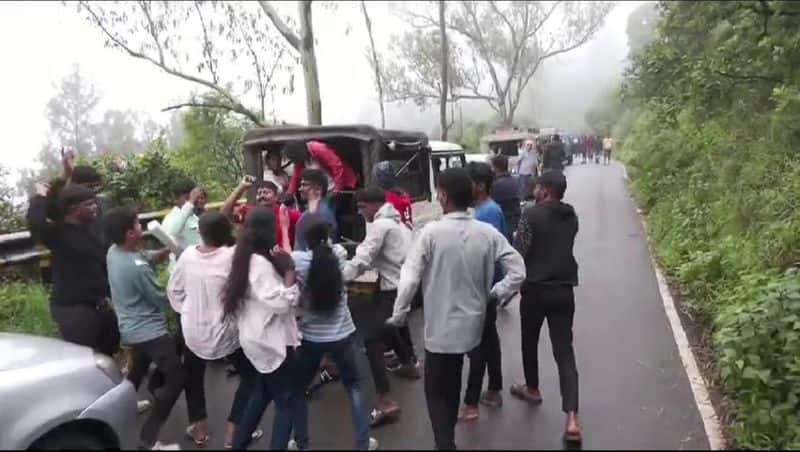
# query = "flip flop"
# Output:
<box><xmin>457</xmin><ymin>406</ymin><xmax>479</xmax><ymax>422</ymax></box>
<box><xmin>509</xmin><ymin>384</ymin><xmax>543</xmax><ymax>405</ymax></box>
<box><xmin>563</xmin><ymin>429</ymin><xmax>582</xmax><ymax>444</ymax></box>
<box><xmin>185</xmin><ymin>425</ymin><xmax>209</xmax><ymax>447</ymax></box>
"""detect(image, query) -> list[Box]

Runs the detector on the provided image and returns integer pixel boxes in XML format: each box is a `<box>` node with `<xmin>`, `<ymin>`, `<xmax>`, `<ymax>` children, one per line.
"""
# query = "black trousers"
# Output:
<box><xmin>127</xmin><ymin>334</ymin><xmax>187</xmax><ymax>447</ymax></box>
<box><xmin>184</xmin><ymin>346</ymin><xmax>258</xmax><ymax>425</ymax></box>
<box><xmin>424</xmin><ymin>351</ymin><xmax>464</xmax><ymax>450</ymax></box>
<box><xmin>464</xmin><ymin>300</ymin><xmax>502</xmax><ymax>406</ymax></box>
<box><xmin>520</xmin><ymin>284</ymin><xmax>579</xmax><ymax>413</ymax></box>
<box><xmin>358</xmin><ymin>290</ymin><xmax>415</xmax><ymax>395</ymax></box>
<box><xmin>50</xmin><ymin>302</ymin><xmax>120</xmax><ymax>358</ymax></box>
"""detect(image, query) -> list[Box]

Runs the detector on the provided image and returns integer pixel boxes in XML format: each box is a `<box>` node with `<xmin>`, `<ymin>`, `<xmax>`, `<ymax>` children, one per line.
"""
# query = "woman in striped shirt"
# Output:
<box><xmin>288</xmin><ymin>215</ymin><xmax>377</xmax><ymax>451</ymax></box>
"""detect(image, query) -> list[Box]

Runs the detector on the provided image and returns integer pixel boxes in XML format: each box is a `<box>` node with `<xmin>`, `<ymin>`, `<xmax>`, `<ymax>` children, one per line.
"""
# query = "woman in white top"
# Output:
<box><xmin>167</xmin><ymin>212</ymin><xmax>261</xmax><ymax>448</ymax></box>
<box><xmin>221</xmin><ymin>207</ymin><xmax>300</xmax><ymax>450</ymax></box>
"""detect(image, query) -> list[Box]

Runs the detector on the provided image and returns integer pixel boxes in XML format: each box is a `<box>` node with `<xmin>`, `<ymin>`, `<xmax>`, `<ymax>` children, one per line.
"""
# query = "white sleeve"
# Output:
<box><xmin>166</xmin><ymin>254</ymin><xmax>186</xmax><ymax>313</ymax></box>
<box><xmin>343</xmin><ymin>222</ymin><xmax>387</xmax><ymax>282</ymax></box>
<box><xmin>250</xmin><ymin>258</ymin><xmax>300</xmax><ymax>314</ymax></box>
<box><xmin>389</xmin><ymin>228</ymin><xmax>429</xmax><ymax>324</ymax></box>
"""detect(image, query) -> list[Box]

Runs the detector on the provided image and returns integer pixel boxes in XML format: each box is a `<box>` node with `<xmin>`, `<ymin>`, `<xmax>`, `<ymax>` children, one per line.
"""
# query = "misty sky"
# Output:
<box><xmin>0</xmin><ymin>0</ymin><xmax>643</xmax><ymax>179</ymax></box>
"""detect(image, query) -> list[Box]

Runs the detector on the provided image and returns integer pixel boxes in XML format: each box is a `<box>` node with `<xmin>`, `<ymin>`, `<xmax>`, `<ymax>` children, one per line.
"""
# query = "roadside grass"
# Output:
<box><xmin>0</xmin><ymin>283</ymin><xmax>57</xmax><ymax>338</ymax></box>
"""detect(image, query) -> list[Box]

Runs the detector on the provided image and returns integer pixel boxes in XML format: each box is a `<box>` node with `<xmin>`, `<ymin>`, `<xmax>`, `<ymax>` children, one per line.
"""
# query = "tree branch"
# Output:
<box><xmin>80</xmin><ymin>1</ymin><xmax>263</xmax><ymax>126</ymax></box>
<box><xmin>193</xmin><ymin>0</ymin><xmax>219</xmax><ymax>84</ymax></box>
<box><xmin>258</xmin><ymin>1</ymin><xmax>301</xmax><ymax>51</ymax></box>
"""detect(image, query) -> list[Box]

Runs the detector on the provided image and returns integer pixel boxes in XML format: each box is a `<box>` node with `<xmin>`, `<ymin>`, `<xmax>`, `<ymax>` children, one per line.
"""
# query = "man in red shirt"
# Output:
<box><xmin>284</xmin><ymin>140</ymin><xmax>358</xmax><ymax>196</ymax></box>
<box><xmin>220</xmin><ymin>177</ymin><xmax>301</xmax><ymax>250</ymax></box>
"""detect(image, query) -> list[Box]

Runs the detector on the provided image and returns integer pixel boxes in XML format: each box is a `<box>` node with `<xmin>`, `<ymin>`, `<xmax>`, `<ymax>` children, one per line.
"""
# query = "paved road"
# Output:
<box><xmin>142</xmin><ymin>162</ymin><xmax>710</xmax><ymax>450</ymax></box>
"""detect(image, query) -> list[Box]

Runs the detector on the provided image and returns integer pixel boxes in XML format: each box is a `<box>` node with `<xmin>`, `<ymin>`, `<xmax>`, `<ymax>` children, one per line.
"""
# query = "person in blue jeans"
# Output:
<box><xmin>220</xmin><ymin>207</ymin><xmax>302</xmax><ymax>450</ymax></box>
<box><xmin>288</xmin><ymin>215</ymin><xmax>378</xmax><ymax>451</ymax></box>
<box><xmin>459</xmin><ymin>162</ymin><xmax>507</xmax><ymax>422</ymax></box>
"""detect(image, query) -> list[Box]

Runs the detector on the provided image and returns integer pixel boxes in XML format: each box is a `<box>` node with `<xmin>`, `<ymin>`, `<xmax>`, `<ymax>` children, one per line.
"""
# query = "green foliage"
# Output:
<box><xmin>91</xmin><ymin>137</ymin><xmax>191</xmax><ymax>212</ymax></box>
<box><xmin>170</xmin><ymin>102</ymin><xmax>250</xmax><ymax>200</ymax></box>
<box><xmin>0</xmin><ymin>165</ymin><xmax>24</xmax><ymax>234</ymax></box>
<box><xmin>617</xmin><ymin>1</ymin><xmax>800</xmax><ymax>447</ymax></box>
<box><xmin>0</xmin><ymin>283</ymin><xmax>57</xmax><ymax>338</ymax></box>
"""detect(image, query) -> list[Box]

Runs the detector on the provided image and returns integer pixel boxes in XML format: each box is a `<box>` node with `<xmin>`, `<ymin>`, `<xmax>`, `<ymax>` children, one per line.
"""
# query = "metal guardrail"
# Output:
<box><xmin>0</xmin><ymin>201</ymin><xmax>227</xmax><ymax>274</ymax></box>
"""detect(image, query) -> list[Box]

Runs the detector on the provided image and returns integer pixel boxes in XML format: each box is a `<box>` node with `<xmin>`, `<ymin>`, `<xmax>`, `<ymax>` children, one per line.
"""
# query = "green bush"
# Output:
<box><xmin>0</xmin><ymin>283</ymin><xmax>56</xmax><ymax>338</ymax></box>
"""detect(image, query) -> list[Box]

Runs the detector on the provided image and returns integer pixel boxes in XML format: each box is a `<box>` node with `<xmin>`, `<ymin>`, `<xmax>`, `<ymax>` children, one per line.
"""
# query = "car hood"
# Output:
<box><xmin>0</xmin><ymin>333</ymin><xmax>91</xmax><ymax>371</ymax></box>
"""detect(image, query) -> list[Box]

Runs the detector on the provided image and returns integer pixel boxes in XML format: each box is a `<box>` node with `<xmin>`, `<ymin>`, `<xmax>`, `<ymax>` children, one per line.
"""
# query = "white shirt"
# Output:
<box><xmin>167</xmin><ymin>246</ymin><xmax>239</xmax><ymax>360</ymax></box>
<box><xmin>517</xmin><ymin>147</ymin><xmax>538</xmax><ymax>176</ymax></box>
<box><xmin>390</xmin><ymin>211</ymin><xmax>525</xmax><ymax>354</ymax></box>
<box><xmin>161</xmin><ymin>202</ymin><xmax>201</xmax><ymax>275</ymax></box>
<box><xmin>343</xmin><ymin>203</ymin><xmax>412</xmax><ymax>291</ymax></box>
<box><xmin>236</xmin><ymin>254</ymin><xmax>301</xmax><ymax>374</ymax></box>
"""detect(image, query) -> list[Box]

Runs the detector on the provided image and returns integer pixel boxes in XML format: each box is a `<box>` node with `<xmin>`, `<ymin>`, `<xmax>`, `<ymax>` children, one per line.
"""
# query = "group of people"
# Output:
<box><xmin>27</xmin><ymin>138</ymin><xmax>583</xmax><ymax>450</ymax></box>
<box><xmin>579</xmin><ymin>135</ymin><xmax>614</xmax><ymax>165</ymax></box>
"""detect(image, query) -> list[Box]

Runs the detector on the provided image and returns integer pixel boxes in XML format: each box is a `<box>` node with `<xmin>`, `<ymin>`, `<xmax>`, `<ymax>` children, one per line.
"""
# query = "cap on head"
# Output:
<box><xmin>58</xmin><ymin>184</ymin><xmax>95</xmax><ymax>212</ymax></box>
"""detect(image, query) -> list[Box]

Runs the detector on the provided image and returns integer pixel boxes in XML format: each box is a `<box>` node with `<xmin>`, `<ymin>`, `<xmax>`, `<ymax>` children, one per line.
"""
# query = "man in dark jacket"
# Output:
<box><xmin>27</xmin><ymin>182</ymin><xmax>120</xmax><ymax>357</ymax></box>
<box><xmin>489</xmin><ymin>154</ymin><xmax>521</xmax><ymax>241</ymax></box>
<box><xmin>509</xmin><ymin>170</ymin><xmax>582</xmax><ymax>444</ymax></box>
<box><xmin>542</xmin><ymin>135</ymin><xmax>566</xmax><ymax>173</ymax></box>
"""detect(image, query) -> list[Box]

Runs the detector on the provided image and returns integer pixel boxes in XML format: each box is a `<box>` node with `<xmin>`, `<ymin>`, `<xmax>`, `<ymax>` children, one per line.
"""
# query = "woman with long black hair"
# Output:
<box><xmin>288</xmin><ymin>214</ymin><xmax>377</xmax><ymax>451</ymax></box>
<box><xmin>222</xmin><ymin>207</ymin><xmax>301</xmax><ymax>450</ymax></box>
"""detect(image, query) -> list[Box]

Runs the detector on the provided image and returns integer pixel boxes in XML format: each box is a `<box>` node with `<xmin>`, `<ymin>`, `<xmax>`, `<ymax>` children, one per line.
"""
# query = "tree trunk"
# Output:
<box><xmin>439</xmin><ymin>1</ymin><xmax>448</xmax><ymax>141</ymax></box>
<box><xmin>299</xmin><ymin>1</ymin><xmax>322</xmax><ymax>125</ymax></box>
<box><xmin>361</xmin><ymin>1</ymin><xmax>385</xmax><ymax>129</ymax></box>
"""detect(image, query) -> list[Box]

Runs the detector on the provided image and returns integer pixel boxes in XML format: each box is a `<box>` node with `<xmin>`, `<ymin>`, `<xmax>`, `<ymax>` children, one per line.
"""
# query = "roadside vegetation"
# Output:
<box><xmin>602</xmin><ymin>2</ymin><xmax>800</xmax><ymax>448</ymax></box>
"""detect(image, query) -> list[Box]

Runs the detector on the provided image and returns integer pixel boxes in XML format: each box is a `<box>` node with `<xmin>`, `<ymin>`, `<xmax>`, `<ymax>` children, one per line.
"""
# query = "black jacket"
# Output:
<box><xmin>513</xmin><ymin>200</ymin><xmax>578</xmax><ymax>287</ymax></box>
<box><xmin>543</xmin><ymin>142</ymin><xmax>565</xmax><ymax>171</ymax></box>
<box><xmin>27</xmin><ymin>196</ymin><xmax>110</xmax><ymax>307</ymax></box>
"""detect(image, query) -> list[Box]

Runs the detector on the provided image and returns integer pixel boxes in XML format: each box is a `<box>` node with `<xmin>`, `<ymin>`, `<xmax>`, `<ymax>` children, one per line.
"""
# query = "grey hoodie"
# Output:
<box><xmin>343</xmin><ymin>203</ymin><xmax>412</xmax><ymax>291</ymax></box>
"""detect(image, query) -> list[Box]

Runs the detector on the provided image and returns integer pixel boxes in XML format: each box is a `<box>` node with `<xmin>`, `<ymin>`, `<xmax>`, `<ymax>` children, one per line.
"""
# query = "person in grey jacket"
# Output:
<box><xmin>387</xmin><ymin>168</ymin><xmax>525</xmax><ymax>450</ymax></box>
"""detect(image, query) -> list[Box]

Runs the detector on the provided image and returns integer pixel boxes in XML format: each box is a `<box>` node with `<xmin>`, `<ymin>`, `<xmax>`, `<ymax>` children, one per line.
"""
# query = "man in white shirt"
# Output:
<box><xmin>342</xmin><ymin>186</ymin><xmax>418</xmax><ymax>428</ymax></box>
<box><xmin>516</xmin><ymin>140</ymin><xmax>538</xmax><ymax>200</ymax></box>
<box><xmin>387</xmin><ymin>167</ymin><xmax>525</xmax><ymax>450</ymax></box>
<box><xmin>161</xmin><ymin>180</ymin><xmax>207</xmax><ymax>275</ymax></box>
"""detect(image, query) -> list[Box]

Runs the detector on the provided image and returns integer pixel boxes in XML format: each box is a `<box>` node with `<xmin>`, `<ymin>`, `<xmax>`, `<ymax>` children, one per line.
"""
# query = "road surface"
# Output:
<box><xmin>143</xmin><ymin>162</ymin><xmax>710</xmax><ymax>450</ymax></box>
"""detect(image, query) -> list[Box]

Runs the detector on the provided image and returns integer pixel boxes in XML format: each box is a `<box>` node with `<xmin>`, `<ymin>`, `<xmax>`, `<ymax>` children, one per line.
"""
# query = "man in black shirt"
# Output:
<box><xmin>510</xmin><ymin>170</ymin><xmax>582</xmax><ymax>444</ymax></box>
<box><xmin>27</xmin><ymin>182</ymin><xmax>120</xmax><ymax>357</ymax></box>
<box><xmin>542</xmin><ymin>135</ymin><xmax>566</xmax><ymax>173</ymax></box>
<box><xmin>489</xmin><ymin>155</ymin><xmax>521</xmax><ymax>242</ymax></box>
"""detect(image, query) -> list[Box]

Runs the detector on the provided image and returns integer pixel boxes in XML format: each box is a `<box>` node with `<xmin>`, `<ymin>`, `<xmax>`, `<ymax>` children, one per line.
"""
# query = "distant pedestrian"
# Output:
<box><xmin>603</xmin><ymin>136</ymin><xmax>614</xmax><ymax>165</ymax></box>
<box><xmin>542</xmin><ymin>135</ymin><xmax>566</xmax><ymax>173</ymax></box>
<box><xmin>510</xmin><ymin>171</ymin><xmax>582</xmax><ymax>444</ymax></box>
<box><xmin>515</xmin><ymin>140</ymin><xmax>538</xmax><ymax>200</ymax></box>
<box><xmin>387</xmin><ymin>167</ymin><xmax>525</xmax><ymax>450</ymax></box>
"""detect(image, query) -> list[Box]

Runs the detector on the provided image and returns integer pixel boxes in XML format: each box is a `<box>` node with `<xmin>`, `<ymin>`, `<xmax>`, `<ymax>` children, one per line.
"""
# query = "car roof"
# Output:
<box><xmin>429</xmin><ymin>140</ymin><xmax>464</xmax><ymax>153</ymax></box>
<box><xmin>242</xmin><ymin>125</ymin><xmax>429</xmax><ymax>150</ymax></box>
<box><xmin>480</xmin><ymin>131</ymin><xmax>537</xmax><ymax>143</ymax></box>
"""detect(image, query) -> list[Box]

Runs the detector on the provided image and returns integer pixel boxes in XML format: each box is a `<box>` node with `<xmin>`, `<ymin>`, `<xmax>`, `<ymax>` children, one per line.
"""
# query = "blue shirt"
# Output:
<box><xmin>474</xmin><ymin>199</ymin><xmax>506</xmax><ymax>285</ymax></box>
<box><xmin>291</xmin><ymin>246</ymin><xmax>356</xmax><ymax>343</ymax></box>
<box><xmin>294</xmin><ymin>197</ymin><xmax>338</xmax><ymax>251</ymax></box>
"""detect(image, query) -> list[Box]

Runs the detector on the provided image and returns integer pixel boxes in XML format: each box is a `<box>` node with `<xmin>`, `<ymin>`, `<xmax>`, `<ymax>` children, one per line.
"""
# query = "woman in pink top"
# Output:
<box><xmin>167</xmin><ymin>212</ymin><xmax>261</xmax><ymax>448</ymax></box>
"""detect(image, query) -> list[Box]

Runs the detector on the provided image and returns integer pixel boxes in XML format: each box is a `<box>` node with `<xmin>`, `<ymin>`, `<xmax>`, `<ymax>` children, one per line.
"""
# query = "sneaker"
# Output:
<box><xmin>137</xmin><ymin>400</ymin><xmax>152</xmax><ymax>414</ymax></box>
<box><xmin>287</xmin><ymin>439</ymin><xmax>299</xmax><ymax>451</ymax></box>
<box><xmin>384</xmin><ymin>355</ymin><xmax>401</xmax><ymax>372</ymax></box>
<box><xmin>369</xmin><ymin>437</ymin><xmax>379</xmax><ymax>450</ymax></box>
<box><xmin>150</xmin><ymin>441</ymin><xmax>180</xmax><ymax>450</ymax></box>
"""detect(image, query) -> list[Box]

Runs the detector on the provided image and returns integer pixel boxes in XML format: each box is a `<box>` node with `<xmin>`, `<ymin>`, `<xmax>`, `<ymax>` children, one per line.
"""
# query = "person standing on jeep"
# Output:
<box><xmin>542</xmin><ymin>135</ymin><xmax>566</xmax><ymax>173</ymax></box>
<box><xmin>284</xmin><ymin>140</ymin><xmax>358</xmax><ymax>196</ymax></box>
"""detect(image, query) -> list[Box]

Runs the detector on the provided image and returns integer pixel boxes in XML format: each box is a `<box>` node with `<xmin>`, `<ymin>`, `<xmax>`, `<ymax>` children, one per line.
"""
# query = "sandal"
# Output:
<box><xmin>369</xmin><ymin>406</ymin><xmax>401</xmax><ymax>428</ymax></box>
<box><xmin>224</xmin><ymin>428</ymin><xmax>263</xmax><ymax>449</ymax></box>
<box><xmin>563</xmin><ymin>429</ymin><xmax>582</xmax><ymax>444</ymax></box>
<box><xmin>457</xmin><ymin>406</ymin><xmax>479</xmax><ymax>422</ymax></box>
<box><xmin>185</xmin><ymin>424</ymin><xmax>209</xmax><ymax>447</ymax></box>
<box><xmin>509</xmin><ymin>384</ymin><xmax>543</xmax><ymax>405</ymax></box>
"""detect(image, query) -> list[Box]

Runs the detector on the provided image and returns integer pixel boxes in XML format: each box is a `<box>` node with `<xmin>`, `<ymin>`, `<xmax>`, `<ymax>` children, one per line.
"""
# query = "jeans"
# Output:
<box><xmin>184</xmin><ymin>346</ymin><xmax>257</xmax><ymax>425</ymax></box>
<box><xmin>291</xmin><ymin>334</ymin><xmax>370</xmax><ymax>450</ymax></box>
<box><xmin>517</xmin><ymin>174</ymin><xmax>532</xmax><ymax>200</ymax></box>
<box><xmin>233</xmin><ymin>347</ymin><xmax>297</xmax><ymax>450</ymax></box>
<box><xmin>126</xmin><ymin>334</ymin><xmax>186</xmax><ymax>448</ymax></box>
<box><xmin>50</xmin><ymin>301</ymin><xmax>120</xmax><ymax>358</ymax></box>
<box><xmin>424</xmin><ymin>351</ymin><xmax>464</xmax><ymax>450</ymax></box>
<box><xmin>464</xmin><ymin>300</ymin><xmax>502</xmax><ymax>406</ymax></box>
<box><xmin>520</xmin><ymin>283</ymin><xmax>579</xmax><ymax>413</ymax></box>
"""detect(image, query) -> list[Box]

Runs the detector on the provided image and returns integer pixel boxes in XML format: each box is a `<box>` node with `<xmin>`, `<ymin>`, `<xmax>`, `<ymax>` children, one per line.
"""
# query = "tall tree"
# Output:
<box><xmin>399</xmin><ymin>1</ymin><xmax>614</xmax><ymax>126</ymax></box>
<box><xmin>92</xmin><ymin>109</ymin><xmax>144</xmax><ymax>155</ymax></box>
<box><xmin>0</xmin><ymin>165</ymin><xmax>24</xmax><ymax>234</ymax></box>
<box><xmin>626</xmin><ymin>2</ymin><xmax>660</xmax><ymax>58</ymax></box>
<box><xmin>258</xmin><ymin>1</ymin><xmax>323</xmax><ymax>125</ymax></box>
<box><xmin>45</xmin><ymin>64</ymin><xmax>100</xmax><ymax>156</ymax></box>
<box><xmin>439</xmin><ymin>1</ymin><xmax>449</xmax><ymax>140</ymax></box>
<box><xmin>361</xmin><ymin>0</ymin><xmax>385</xmax><ymax>128</ymax></box>
<box><xmin>77</xmin><ymin>1</ymin><xmax>296</xmax><ymax>126</ymax></box>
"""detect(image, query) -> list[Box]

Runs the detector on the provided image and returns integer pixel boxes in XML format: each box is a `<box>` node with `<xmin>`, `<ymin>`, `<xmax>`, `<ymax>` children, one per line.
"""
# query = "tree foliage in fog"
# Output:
<box><xmin>390</xmin><ymin>1</ymin><xmax>613</xmax><ymax>127</ymax></box>
<box><xmin>77</xmin><ymin>0</ymin><xmax>298</xmax><ymax>126</ymax></box>
<box><xmin>0</xmin><ymin>165</ymin><xmax>23</xmax><ymax>234</ymax></box>
<box><xmin>625</xmin><ymin>1</ymin><xmax>659</xmax><ymax>58</ymax></box>
<box><xmin>46</xmin><ymin>64</ymin><xmax>100</xmax><ymax>157</ymax></box>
